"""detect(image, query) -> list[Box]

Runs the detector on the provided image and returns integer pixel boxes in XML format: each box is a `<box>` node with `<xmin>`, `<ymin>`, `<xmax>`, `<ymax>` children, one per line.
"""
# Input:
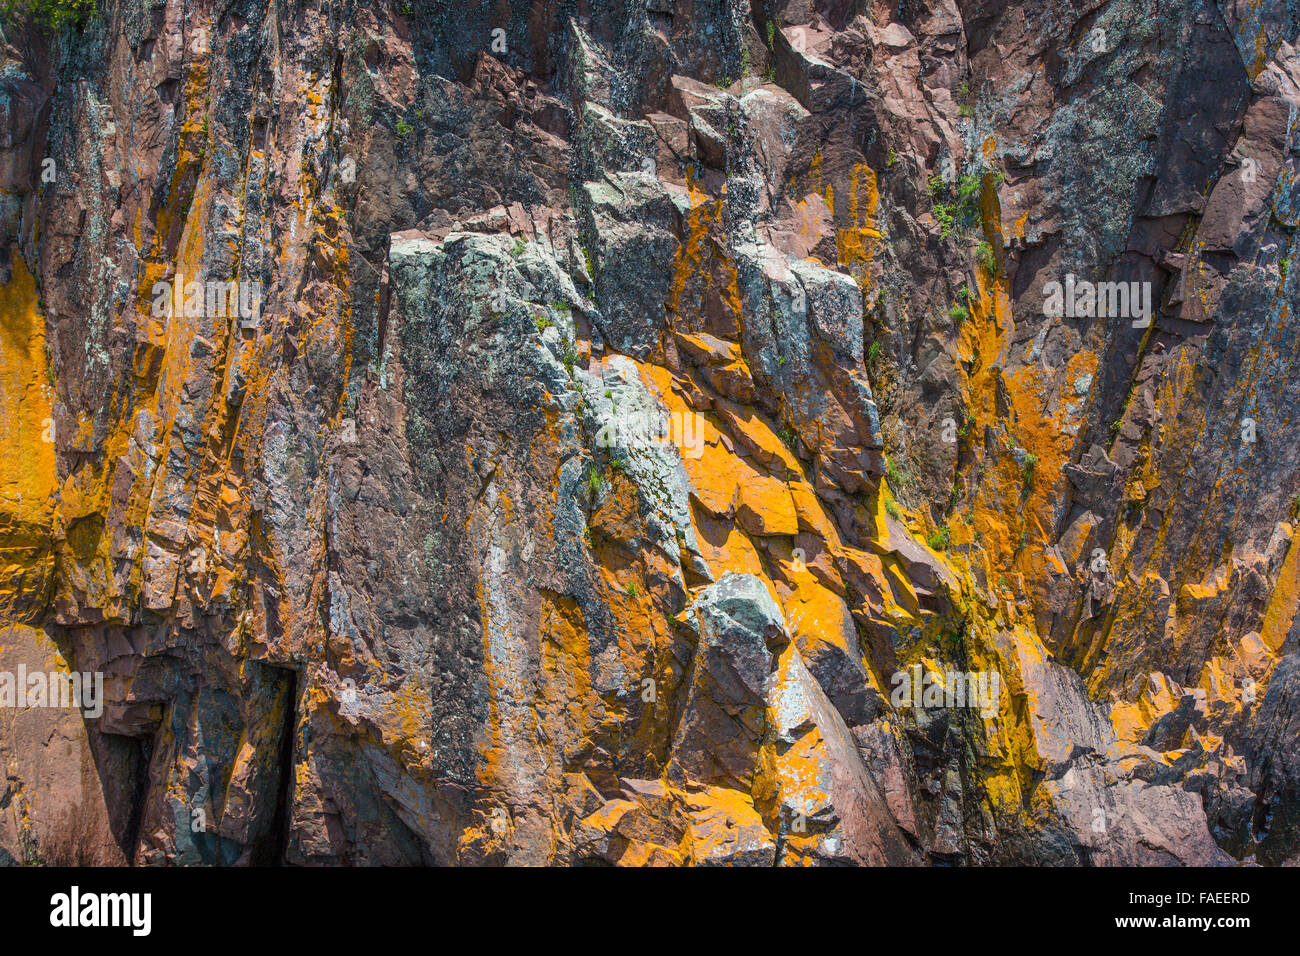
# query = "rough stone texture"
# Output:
<box><xmin>0</xmin><ymin>0</ymin><xmax>1297</xmax><ymax>866</ymax></box>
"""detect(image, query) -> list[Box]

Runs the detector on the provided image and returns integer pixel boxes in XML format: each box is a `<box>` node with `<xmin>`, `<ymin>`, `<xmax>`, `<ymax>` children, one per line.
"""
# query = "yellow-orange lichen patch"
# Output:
<box><xmin>1261</xmin><ymin>524</ymin><xmax>1300</xmax><ymax>653</ymax></box>
<box><xmin>774</xmin><ymin>565</ymin><xmax>858</xmax><ymax>667</ymax></box>
<box><xmin>538</xmin><ymin>593</ymin><xmax>593</xmax><ymax>708</ymax></box>
<box><xmin>835</xmin><ymin>163</ymin><xmax>881</xmax><ymax>289</ymax></box>
<box><xmin>0</xmin><ymin>254</ymin><xmax>57</xmax><ymax>618</ymax></box>
<box><xmin>0</xmin><ymin>254</ymin><xmax>55</xmax><ymax>520</ymax></box>
<box><xmin>691</xmin><ymin>509</ymin><xmax>767</xmax><ymax>581</ymax></box>
<box><xmin>667</xmin><ymin>175</ymin><xmax>744</xmax><ymax>339</ymax></box>
<box><xmin>711</xmin><ymin>400</ymin><xmax>802</xmax><ymax>476</ymax></box>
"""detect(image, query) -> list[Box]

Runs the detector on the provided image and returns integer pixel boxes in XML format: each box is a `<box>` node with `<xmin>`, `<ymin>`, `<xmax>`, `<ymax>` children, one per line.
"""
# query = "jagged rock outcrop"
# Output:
<box><xmin>1</xmin><ymin>0</ymin><xmax>1297</xmax><ymax>865</ymax></box>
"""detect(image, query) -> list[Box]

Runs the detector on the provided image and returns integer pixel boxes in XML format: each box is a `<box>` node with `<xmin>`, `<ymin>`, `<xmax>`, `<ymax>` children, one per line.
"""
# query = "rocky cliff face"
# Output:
<box><xmin>1</xmin><ymin>0</ymin><xmax>1297</xmax><ymax>866</ymax></box>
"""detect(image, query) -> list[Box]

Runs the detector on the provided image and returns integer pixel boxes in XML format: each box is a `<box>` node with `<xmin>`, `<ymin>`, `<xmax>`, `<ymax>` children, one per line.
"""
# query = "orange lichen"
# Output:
<box><xmin>1261</xmin><ymin>526</ymin><xmax>1300</xmax><ymax>652</ymax></box>
<box><xmin>835</xmin><ymin>163</ymin><xmax>881</xmax><ymax>289</ymax></box>
<box><xmin>0</xmin><ymin>254</ymin><xmax>57</xmax><ymax>618</ymax></box>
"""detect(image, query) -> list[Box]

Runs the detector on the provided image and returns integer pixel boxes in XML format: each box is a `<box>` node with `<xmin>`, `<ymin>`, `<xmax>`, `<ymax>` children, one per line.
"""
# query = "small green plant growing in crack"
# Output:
<box><xmin>884</xmin><ymin>499</ymin><xmax>902</xmax><ymax>520</ymax></box>
<box><xmin>511</xmin><ymin>238</ymin><xmax>526</xmax><ymax>258</ymax></box>
<box><xmin>976</xmin><ymin>240</ymin><xmax>996</xmax><ymax>274</ymax></box>
<box><xmin>885</xmin><ymin>454</ymin><xmax>910</xmax><ymax>491</ymax></box>
<box><xmin>3</xmin><ymin>0</ymin><xmax>97</xmax><ymax>30</ymax></box>
<box><xmin>586</xmin><ymin>463</ymin><xmax>603</xmax><ymax>496</ymax></box>
<box><xmin>395</xmin><ymin>119</ymin><xmax>413</xmax><ymax>138</ymax></box>
<box><xmin>561</xmin><ymin>332</ymin><xmax>580</xmax><ymax>372</ymax></box>
<box><xmin>930</xmin><ymin>171</ymin><xmax>985</xmax><ymax>239</ymax></box>
<box><xmin>928</xmin><ymin>525</ymin><xmax>951</xmax><ymax>551</ymax></box>
<box><xmin>868</xmin><ymin>339</ymin><xmax>882</xmax><ymax>364</ymax></box>
<box><xmin>624</xmin><ymin>581</ymin><xmax>639</xmax><ymax>598</ymax></box>
<box><xmin>1021</xmin><ymin>451</ymin><xmax>1038</xmax><ymax>488</ymax></box>
<box><xmin>934</xmin><ymin>205</ymin><xmax>956</xmax><ymax>239</ymax></box>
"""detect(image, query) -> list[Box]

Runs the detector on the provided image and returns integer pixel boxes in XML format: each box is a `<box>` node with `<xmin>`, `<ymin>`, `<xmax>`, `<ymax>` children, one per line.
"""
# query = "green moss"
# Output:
<box><xmin>885</xmin><ymin>500</ymin><xmax>902</xmax><ymax>520</ymax></box>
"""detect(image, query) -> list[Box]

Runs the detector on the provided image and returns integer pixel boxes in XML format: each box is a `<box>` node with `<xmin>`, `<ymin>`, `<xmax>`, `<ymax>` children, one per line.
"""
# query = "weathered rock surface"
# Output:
<box><xmin>0</xmin><ymin>0</ymin><xmax>1297</xmax><ymax>865</ymax></box>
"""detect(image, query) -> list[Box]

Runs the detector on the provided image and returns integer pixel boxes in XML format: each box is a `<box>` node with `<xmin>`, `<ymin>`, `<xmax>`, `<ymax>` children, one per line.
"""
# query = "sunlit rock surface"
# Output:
<box><xmin>1</xmin><ymin>0</ymin><xmax>1297</xmax><ymax>865</ymax></box>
